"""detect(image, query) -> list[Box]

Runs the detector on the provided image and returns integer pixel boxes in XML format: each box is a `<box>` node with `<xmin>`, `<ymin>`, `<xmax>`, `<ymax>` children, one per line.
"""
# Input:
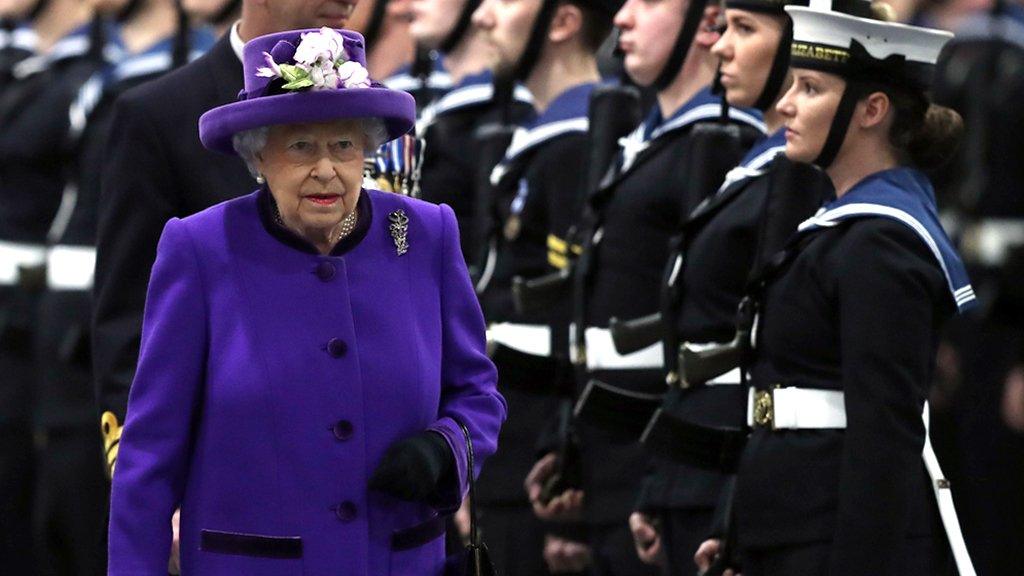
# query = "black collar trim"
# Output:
<box><xmin>257</xmin><ymin>186</ymin><xmax>373</xmax><ymax>257</ymax></box>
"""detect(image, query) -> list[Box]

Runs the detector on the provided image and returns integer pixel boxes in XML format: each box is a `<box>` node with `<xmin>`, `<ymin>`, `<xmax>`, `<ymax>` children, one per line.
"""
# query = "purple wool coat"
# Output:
<box><xmin>108</xmin><ymin>188</ymin><xmax>506</xmax><ymax>575</ymax></box>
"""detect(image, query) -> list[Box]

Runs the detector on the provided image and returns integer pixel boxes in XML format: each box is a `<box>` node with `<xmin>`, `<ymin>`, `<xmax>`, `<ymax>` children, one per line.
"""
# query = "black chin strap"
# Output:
<box><xmin>652</xmin><ymin>0</ymin><xmax>709</xmax><ymax>91</ymax></box>
<box><xmin>439</xmin><ymin>0</ymin><xmax>482</xmax><ymax>53</ymax></box>
<box><xmin>28</xmin><ymin>0</ymin><xmax>50</xmax><ymax>21</ymax></box>
<box><xmin>210</xmin><ymin>0</ymin><xmax>241</xmax><ymax>26</ymax></box>
<box><xmin>86</xmin><ymin>12</ymin><xmax>106</xmax><ymax>62</ymax></box>
<box><xmin>116</xmin><ymin>0</ymin><xmax>146</xmax><ymax>23</ymax></box>
<box><xmin>813</xmin><ymin>82</ymin><xmax>866</xmax><ymax>169</ymax></box>
<box><xmin>362</xmin><ymin>0</ymin><xmax>389</xmax><ymax>52</ymax></box>
<box><xmin>753</xmin><ymin>19</ymin><xmax>792</xmax><ymax>112</ymax></box>
<box><xmin>511</xmin><ymin>0</ymin><xmax>559</xmax><ymax>82</ymax></box>
<box><xmin>171</xmin><ymin>2</ymin><xmax>189</xmax><ymax>68</ymax></box>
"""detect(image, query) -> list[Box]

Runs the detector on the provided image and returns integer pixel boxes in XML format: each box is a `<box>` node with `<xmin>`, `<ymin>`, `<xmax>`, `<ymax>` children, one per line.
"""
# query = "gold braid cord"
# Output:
<box><xmin>101</xmin><ymin>411</ymin><xmax>122</xmax><ymax>479</ymax></box>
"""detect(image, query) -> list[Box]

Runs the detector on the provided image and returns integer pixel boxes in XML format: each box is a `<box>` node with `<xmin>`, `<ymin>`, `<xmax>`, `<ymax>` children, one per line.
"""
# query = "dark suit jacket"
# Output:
<box><xmin>93</xmin><ymin>33</ymin><xmax>253</xmax><ymax>425</ymax></box>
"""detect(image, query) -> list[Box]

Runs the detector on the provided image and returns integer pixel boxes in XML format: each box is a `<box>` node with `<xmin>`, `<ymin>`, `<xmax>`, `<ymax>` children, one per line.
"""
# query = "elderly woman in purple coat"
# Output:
<box><xmin>107</xmin><ymin>27</ymin><xmax>506</xmax><ymax>575</ymax></box>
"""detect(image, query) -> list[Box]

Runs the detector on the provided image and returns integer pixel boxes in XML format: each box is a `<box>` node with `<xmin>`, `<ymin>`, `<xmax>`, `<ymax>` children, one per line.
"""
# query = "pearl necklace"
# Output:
<box><xmin>273</xmin><ymin>201</ymin><xmax>358</xmax><ymax>245</ymax></box>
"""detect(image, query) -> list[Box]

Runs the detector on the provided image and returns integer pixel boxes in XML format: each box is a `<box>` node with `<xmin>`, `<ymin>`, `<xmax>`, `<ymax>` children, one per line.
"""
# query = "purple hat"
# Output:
<box><xmin>199</xmin><ymin>28</ymin><xmax>416</xmax><ymax>155</ymax></box>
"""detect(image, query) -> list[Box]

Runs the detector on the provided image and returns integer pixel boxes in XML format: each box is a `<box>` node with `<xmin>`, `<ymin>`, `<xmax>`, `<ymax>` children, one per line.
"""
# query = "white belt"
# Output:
<box><xmin>745</xmin><ymin>387</ymin><xmax>976</xmax><ymax>575</ymax></box>
<box><xmin>746</xmin><ymin>387</ymin><xmax>846</xmax><ymax>429</ymax></box>
<box><xmin>487</xmin><ymin>323</ymin><xmax>551</xmax><ymax>357</ymax></box>
<box><xmin>571</xmin><ymin>326</ymin><xmax>663</xmax><ymax>371</ymax></box>
<box><xmin>960</xmin><ymin>219</ymin><xmax>1024</xmax><ymax>267</ymax></box>
<box><xmin>45</xmin><ymin>245</ymin><xmax>96</xmax><ymax>291</ymax></box>
<box><xmin>0</xmin><ymin>240</ymin><xmax>46</xmax><ymax>286</ymax></box>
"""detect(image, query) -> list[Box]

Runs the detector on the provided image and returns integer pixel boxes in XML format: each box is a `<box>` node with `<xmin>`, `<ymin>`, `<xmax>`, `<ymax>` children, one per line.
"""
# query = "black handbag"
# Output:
<box><xmin>444</xmin><ymin>420</ymin><xmax>497</xmax><ymax>576</ymax></box>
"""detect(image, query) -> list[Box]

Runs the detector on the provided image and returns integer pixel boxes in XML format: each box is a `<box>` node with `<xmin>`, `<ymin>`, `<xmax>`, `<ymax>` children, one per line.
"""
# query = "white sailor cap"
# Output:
<box><xmin>785</xmin><ymin>0</ymin><xmax>954</xmax><ymax>89</ymax></box>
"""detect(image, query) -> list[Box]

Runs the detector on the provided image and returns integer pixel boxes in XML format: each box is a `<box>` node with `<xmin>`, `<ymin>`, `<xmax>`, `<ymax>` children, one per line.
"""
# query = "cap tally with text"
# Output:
<box><xmin>786</xmin><ymin>0</ymin><xmax>954</xmax><ymax>89</ymax></box>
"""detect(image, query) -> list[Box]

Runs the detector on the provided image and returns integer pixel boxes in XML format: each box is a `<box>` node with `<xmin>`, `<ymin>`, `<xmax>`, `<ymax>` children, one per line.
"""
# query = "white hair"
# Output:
<box><xmin>232</xmin><ymin>118</ymin><xmax>390</xmax><ymax>178</ymax></box>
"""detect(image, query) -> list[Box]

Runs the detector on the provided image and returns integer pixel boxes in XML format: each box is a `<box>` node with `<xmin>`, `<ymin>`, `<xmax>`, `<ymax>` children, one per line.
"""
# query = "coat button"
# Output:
<box><xmin>315</xmin><ymin>261</ymin><xmax>336</xmax><ymax>281</ymax></box>
<box><xmin>327</xmin><ymin>338</ymin><xmax>347</xmax><ymax>357</ymax></box>
<box><xmin>333</xmin><ymin>501</ymin><xmax>357</xmax><ymax>522</ymax></box>
<box><xmin>332</xmin><ymin>420</ymin><xmax>353</xmax><ymax>440</ymax></box>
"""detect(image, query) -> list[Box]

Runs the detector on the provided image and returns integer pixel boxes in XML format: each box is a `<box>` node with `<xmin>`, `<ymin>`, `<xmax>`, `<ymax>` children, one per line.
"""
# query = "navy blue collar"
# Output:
<box><xmin>618</xmin><ymin>85</ymin><xmax>766</xmax><ymax>173</ymax></box>
<box><xmin>417</xmin><ymin>69</ymin><xmax>534</xmax><ymax>126</ymax></box>
<box><xmin>715</xmin><ymin>128</ymin><xmax>789</xmax><ymax>194</ymax></box>
<box><xmin>797</xmin><ymin>167</ymin><xmax>975</xmax><ymax>312</ymax></box>
<box><xmin>490</xmin><ymin>82</ymin><xmax>595</xmax><ymax>185</ymax></box>
<box><xmin>384</xmin><ymin>52</ymin><xmax>453</xmax><ymax>93</ymax></box>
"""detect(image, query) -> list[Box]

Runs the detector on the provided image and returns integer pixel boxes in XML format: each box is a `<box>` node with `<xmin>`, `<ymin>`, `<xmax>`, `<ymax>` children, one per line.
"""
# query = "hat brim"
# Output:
<box><xmin>199</xmin><ymin>88</ymin><xmax>416</xmax><ymax>155</ymax></box>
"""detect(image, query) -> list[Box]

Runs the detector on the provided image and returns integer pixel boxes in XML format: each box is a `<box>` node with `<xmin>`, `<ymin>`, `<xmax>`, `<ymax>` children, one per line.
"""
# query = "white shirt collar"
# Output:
<box><xmin>229</xmin><ymin>21</ymin><xmax>244</xmax><ymax>62</ymax></box>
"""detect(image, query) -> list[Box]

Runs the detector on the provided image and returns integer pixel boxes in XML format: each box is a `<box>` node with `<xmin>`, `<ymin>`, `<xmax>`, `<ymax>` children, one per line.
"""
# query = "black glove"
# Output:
<box><xmin>369</xmin><ymin>431</ymin><xmax>454</xmax><ymax>502</ymax></box>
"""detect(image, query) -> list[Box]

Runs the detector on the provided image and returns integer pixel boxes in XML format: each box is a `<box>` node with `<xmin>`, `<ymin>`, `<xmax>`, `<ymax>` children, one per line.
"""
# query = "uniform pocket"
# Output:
<box><xmin>200</xmin><ymin>529</ymin><xmax>303</xmax><ymax>559</ymax></box>
<box><xmin>390</xmin><ymin>514</ymin><xmax>446</xmax><ymax>551</ymax></box>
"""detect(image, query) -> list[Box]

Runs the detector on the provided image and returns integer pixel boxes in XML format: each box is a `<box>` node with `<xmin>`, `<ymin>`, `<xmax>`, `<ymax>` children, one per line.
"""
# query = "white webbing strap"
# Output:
<box><xmin>571</xmin><ymin>326</ymin><xmax>663</xmax><ymax>371</ymax></box>
<box><xmin>922</xmin><ymin>403</ymin><xmax>976</xmax><ymax>576</ymax></box>
<box><xmin>487</xmin><ymin>323</ymin><xmax>552</xmax><ymax>357</ymax></box>
<box><xmin>0</xmin><ymin>240</ymin><xmax>46</xmax><ymax>286</ymax></box>
<box><xmin>46</xmin><ymin>244</ymin><xmax>96</xmax><ymax>291</ymax></box>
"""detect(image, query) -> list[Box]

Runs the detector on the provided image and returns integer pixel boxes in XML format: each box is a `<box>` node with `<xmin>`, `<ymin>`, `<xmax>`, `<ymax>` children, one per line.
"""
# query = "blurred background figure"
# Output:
<box><xmin>471</xmin><ymin>0</ymin><xmax>623</xmax><ymax>572</ymax></box>
<box><xmin>0</xmin><ymin>0</ymin><xmax>108</xmax><ymax>571</ymax></box>
<box><xmin>349</xmin><ymin>0</ymin><xmax>415</xmax><ymax>80</ymax></box>
<box><xmin>180</xmin><ymin>0</ymin><xmax>242</xmax><ymax>35</ymax></box>
<box><xmin>920</xmin><ymin>0</ymin><xmax>1024</xmax><ymax>574</ymax></box>
<box><xmin>30</xmin><ymin>0</ymin><xmax>215</xmax><ymax>573</ymax></box>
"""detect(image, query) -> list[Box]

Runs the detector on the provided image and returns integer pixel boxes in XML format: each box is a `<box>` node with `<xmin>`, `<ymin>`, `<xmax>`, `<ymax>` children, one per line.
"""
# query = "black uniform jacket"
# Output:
<box><xmin>735</xmin><ymin>169</ymin><xmax>967</xmax><ymax>574</ymax></box>
<box><xmin>638</xmin><ymin>130</ymin><xmax>822</xmax><ymax>511</ymax></box>
<box><xmin>415</xmin><ymin>70</ymin><xmax>533</xmax><ymax>259</ymax></box>
<box><xmin>475</xmin><ymin>83</ymin><xmax>594</xmax><ymax>505</ymax></box>
<box><xmin>92</xmin><ymin>32</ymin><xmax>252</xmax><ymax>426</ymax></box>
<box><xmin>37</xmin><ymin>31</ymin><xmax>214</xmax><ymax>430</ymax></box>
<box><xmin>0</xmin><ymin>24</ymin><xmax>110</xmax><ymax>421</ymax></box>
<box><xmin>573</xmin><ymin>87</ymin><xmax>765</xmax><ymax>524</ymax></box>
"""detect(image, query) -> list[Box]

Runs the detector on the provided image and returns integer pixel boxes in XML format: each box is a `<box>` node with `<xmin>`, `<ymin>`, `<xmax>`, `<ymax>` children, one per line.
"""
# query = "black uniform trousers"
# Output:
<box><xmin>739</xmin><ymin>535</ymin><xmax>949</xmax><ymax>576</ymax></box>
<box><xmin>31</xmin><ymin>428</ymin><xmax>107</xmax><ymax>576</ymax></box>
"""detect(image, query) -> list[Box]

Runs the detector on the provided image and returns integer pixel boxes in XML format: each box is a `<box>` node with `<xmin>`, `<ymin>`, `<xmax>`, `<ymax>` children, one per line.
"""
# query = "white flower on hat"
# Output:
<box><xmin>254</xmin><ymin>27</ymin><xmax>371</xmax><ymax>92</ymax></box>
<box><xmin>337</xmin><ymin>60</ymin><xmax>370</xmax><ymax>89</ymax></box>
<box><xmin>255</xmin><ymin>51</ymin><xmax>282</xmax><ymax>78</ymax></box>
<box><xmin>294</xmin><ymin>27</ymin><xmax>346</xmax><ymax>67</ymax></box>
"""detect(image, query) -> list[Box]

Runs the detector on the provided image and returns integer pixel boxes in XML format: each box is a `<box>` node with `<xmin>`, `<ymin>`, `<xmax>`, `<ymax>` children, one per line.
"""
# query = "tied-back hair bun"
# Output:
<box><xmin>904</xmin><ymin>103</ymin><xmax>965</xmax><ymax>170</ymax></box>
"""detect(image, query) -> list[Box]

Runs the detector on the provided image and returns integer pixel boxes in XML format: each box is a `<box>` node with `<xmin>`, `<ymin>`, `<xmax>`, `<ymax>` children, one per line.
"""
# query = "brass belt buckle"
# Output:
<box><xmin>753</xmin><ymin>389</ymin><xmax>774</xmax><ymax>429</ymax></box>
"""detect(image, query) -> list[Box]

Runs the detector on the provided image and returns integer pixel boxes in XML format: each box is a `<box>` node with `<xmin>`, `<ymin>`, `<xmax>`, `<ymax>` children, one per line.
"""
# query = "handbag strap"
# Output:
<box><xmin>454</xmin><ymin>419</ymin><xmax>480</xmax><ymax>547</ymax></box>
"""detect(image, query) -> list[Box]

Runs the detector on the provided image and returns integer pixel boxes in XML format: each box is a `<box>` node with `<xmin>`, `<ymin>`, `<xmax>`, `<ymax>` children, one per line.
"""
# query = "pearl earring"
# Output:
<box><xmin>256</xmin><ymin>174</ymin><xmax>266</xmax><ymax>184</ymax></box>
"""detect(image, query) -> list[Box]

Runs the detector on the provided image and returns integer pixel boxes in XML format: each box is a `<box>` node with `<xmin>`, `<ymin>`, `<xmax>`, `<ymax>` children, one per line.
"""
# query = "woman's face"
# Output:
<box><xmin>613</xmin><ymin>0</ymin><xmax>686</xmax><ymax>87</ymax></box>
<box><xmin>776</xmin><ymin>68</ymin><xmax>845</xmax><ymax>163</ymax></box>
<box><xmin>410</xmin><ymin>0</ymin><xmax>467</xmax><ymax>48</ymax></box>
<box><xmin>256</xmin><ymin>120</ymin><xmax>366</xmax><ymax>240</ymax></box>
<box><xmin>472</xmin><ymin>0</ymin><xmax>542</xmax><ymax>74</ymax></box>
<box><xmin>711</xmin><ymin>9</ymin><xmax>785</xmax><ymax>108</ymax></box>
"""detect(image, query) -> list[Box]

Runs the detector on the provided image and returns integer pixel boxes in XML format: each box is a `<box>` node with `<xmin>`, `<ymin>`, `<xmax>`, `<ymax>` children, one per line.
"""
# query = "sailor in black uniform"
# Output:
<box><xmin>620</xmin><ymin>0</ymin><xmax>832</xmax><ymax>573</ymax></box>
<box><xmin>695</xmin><ymin>3</ymin><xmax>978</xmax><ymax>575</ymax></box>
<box><xmin>31</xmin><ymin>2</ymin><xmax>214</xmax><ymax>572</ymax></box>
<box><xmin>0</xmin><ymin>0</ymin><xmax>113</xmax><ymax>570</ymax></box>
<box><xmin>471</xmin><ymin>0</ymin><xmax>621</xmax><ymax>572</ymax></box>
<box><xmin>539</xmin><ymin>0</ymin><xmax>765</xmax><ymax>572</ymax></box>
<box><xmin>396</xmin><ymin>0</ymin><xmax>532</xmax><ymax>259</ymax></box>
<box><xmin>383</xmin><ymin>0</ymin><xmax>491</xmax><ymax>109</ymax></box>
